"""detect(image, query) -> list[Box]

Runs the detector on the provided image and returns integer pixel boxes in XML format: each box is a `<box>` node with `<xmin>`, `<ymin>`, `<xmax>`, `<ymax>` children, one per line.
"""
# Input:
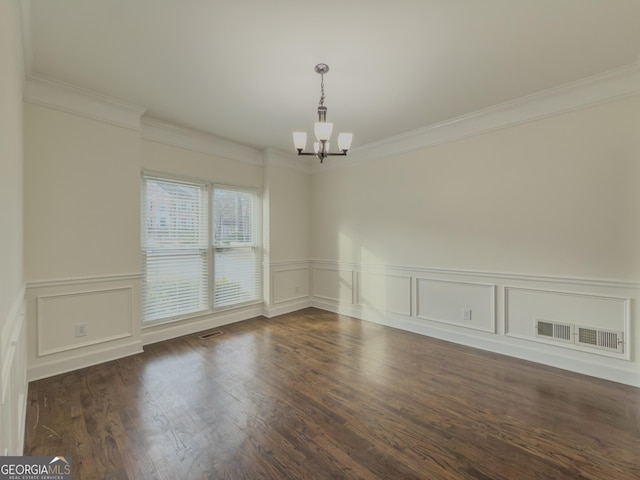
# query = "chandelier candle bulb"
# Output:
<box><xmin>314</xmin><ymin>121</ymin><xmax>333</xmax><ymax>141</ymax></box>
<box><xmin>293</xmin><ymin>63</ymin><xmax>353</xmax><ymax>163</ymax></box>
<box><xmin>338</xmin><ymin>133</ymin><xmax>353</xmax><ymax>151</ymax></box>
<box><xmin>293</xmin><ymin>132</ymin><xmax>307</xmax><ymax>151</ymax></box>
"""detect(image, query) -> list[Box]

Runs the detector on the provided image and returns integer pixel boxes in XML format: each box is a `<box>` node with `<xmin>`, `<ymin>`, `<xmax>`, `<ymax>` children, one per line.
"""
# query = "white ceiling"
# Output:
<box><xmin>23</xmin><ymin>0</ymin><xmax>640</xmax><ymax>154</ymax></box>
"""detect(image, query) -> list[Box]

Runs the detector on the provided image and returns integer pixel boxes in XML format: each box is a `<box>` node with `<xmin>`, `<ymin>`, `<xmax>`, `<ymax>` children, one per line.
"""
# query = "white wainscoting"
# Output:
<box><xmin>26</xmin><ymin>274</ymin><xmax>143</xmax><ymax>381</ymax></box>
<box><xmin>358</xmin><ymin>271</ymin><xmax>412</xmax><ymax>317</ymax></box>
<box><xmin>505</xmin><ymin>286</ymin><xmax>630</xmax><ymax>359</ymax></box>
<box><xmin>37</xmin><ymin>287</ymin><xmax>133</xmax><ymax>356</ymax></box>
<box><xmin>310</xmin><ymin>260</ymin><xmax>640</xmax><ymax>387</ymax></box>
<box><xmin>1</xmin><ymin>290</ymin><xmax>27</xmax><ymax>455</ymax></box>
<box><xmin>416</xmin><ymin>278</ymin><xmax>496</xmax><ymax>333</ymax></box>
<box><xmin>263</xmin><ymin>261</ymin><xmax>312</xmax><ymax>318</ymax></box>
<box><xmin>272</xmin><ymin>264</ymin><xmax>310</xmax><ymax>305</ymax></box>
<box><xmin>312</xmin><ymin>266</ymin><xmax>355</xmax><ymax>305</ymax></box>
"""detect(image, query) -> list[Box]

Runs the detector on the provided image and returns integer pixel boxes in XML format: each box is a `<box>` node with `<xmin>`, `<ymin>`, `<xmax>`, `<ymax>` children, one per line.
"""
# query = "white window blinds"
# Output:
<box><xmin>213</xmin><ymin>187</ymin><xmax>260</xmax><ymax>308</ymax></box>
<box><xmin>142</xmin><ymin>176</ymin><xmax>209</xmax><ymax>323</ymax></box>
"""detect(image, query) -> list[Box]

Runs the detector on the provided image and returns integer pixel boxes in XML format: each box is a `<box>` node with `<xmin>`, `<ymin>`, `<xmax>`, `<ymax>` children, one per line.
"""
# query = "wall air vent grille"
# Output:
<box><xmin>576</xmin><ymin>327</ymin><xmax>623</xmax><ymax>353</ymax></box>
<box><xmin>535</xmin><ymin>319</ymin><xmax>573</xmax><ymax>343</ymax></box>
<box><xmin>534</xmin><ymin>319</ymin><xmax>624</xmax><ymax>355</ymax></box>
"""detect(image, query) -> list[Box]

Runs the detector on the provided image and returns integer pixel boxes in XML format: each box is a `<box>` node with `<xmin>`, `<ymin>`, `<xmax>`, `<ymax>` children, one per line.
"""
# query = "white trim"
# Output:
<box><xmin>318</xmin><ymin>300</ymin><xmax>640</xmax><ymax>388</ymax></box>
<box><xmin>309</xmin><ymin>259</ymin><xmax>640</xmax><ymax>387</ymax></box>
<box><xmin>415</xmin><ymin>278</ymin><xmax>496</xmax><ymax>334</ymax></box>
<box><xmin>24</xmin><ymin>74</ymin><xmax>146</xmax><ymax>130</ymax></box>
<box><xmin>141</xmin><ymin>116</ymin><xmax>263</xmax><ymax>166</ymax></box>
<box><xmin>1</xmin><ymin>288</ymin><xmax>25</xmax><ymax>404</ymax></box>
<box><xmin>311</xmin><ymin>265</ymin><xmax>356</xmax><ymax>303</ymax></box>
<box><xmin>317</xmin><ymin>63</ymin><xmax>640</xmax><ymax>171</ymax></box>
<box><xmin>27</xmin><ymin>340</ymin><xmax>143</xmax><ymax>382</ymax></box>
<box><xmin>357</xmin><ymin>271</ymin><xmax>413</xmax><ymax>317</ymax></box>
<box><xmin>504</xmin><ymin>286</ymin><xmax>632</xmax><ymax>360</ymax></box>
<box><xmin>310</xmin><ymin>259</ymin><xmax>640</xmax><ymax>290</ymax></box>
<box><xmin>142</xmin><ymin>304</ymin><xmax>264</xmax><ymax>346</ymax></box>
<box><xmin>270</xmin><ymin>260</ymin><xmax>311</xmax><ymax>269</ymax></box>
<box><xmin>264</xmin><ymin>299</ymin><xmax>312</xmax><ymax>318</ymax></box>
<box><xmin>26</xmin><ymin>273</ymin><xmax>141</xmax><ymax>290</ymax></box>
<box><xmin>272</xmin><ymin>267</ymin><xmax>310</xmax><ymax>305</ymax></box>
<box><xmin>17</xmin><ymin>391</ymin><xmax>26</xmax><ymax>455</ymax></box>
<box><xmin>36</xmin><ymin>287</ymin><xmax>134</xmax><ymax>357</ymax></box>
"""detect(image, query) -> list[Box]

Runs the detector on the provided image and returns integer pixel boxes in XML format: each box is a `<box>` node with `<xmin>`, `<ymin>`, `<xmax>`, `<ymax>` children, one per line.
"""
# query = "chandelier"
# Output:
<box><xmin>293</xmin><ymin>63</ymin><xmax>353</xmax><ymax>163</ymax></box>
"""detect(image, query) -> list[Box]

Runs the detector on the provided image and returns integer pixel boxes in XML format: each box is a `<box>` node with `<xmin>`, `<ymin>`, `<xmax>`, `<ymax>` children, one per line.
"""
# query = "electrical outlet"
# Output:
<box><xmin>75</xmin><ymin>323</ymin><xmax>87</xmax><ymax>337</ymax></box>
<box><xmin>463</xmin><ymin>309</ymin><xmax>472</xmax><ymax>321</ymax></box>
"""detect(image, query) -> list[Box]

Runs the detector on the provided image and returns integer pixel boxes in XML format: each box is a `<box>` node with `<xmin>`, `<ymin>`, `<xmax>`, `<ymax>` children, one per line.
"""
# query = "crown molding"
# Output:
<box><xmin>24</xmin><ymin>74</ymin><xmax>146</xmax><ymax>130</ymax></box>
<box><xmin>141</xmin><ymin>116</ymin><xmax>263</xmax><ymax>166</ymax></box>
<box><xmin>334</xmin><ymin>63</ymin><xmax>640</xmax><ymax>170</ymax></box>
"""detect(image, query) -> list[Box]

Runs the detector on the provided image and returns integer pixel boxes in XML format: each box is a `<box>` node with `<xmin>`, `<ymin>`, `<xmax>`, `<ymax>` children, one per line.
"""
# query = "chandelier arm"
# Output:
<box><xmin>295</xmin><ymin>151</ymin><xmax>348</xmax><ymax>157</ymax></box>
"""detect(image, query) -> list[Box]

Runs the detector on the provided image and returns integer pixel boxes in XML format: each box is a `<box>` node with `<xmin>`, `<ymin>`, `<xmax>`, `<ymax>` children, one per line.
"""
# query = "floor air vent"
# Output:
<box><xmin>576</xmin><ymin>326</ymin><xmax>623</xmax><ymax>353</ymax></box>
<box><xmin>199</xmin><ymin>330</ymin><xmax>224</xmax><ymax>340</ymax></box>
<box><xmin>535</xmin><ymin>319</ymin><xmax>573</xmax><ymax>343</ymax></box>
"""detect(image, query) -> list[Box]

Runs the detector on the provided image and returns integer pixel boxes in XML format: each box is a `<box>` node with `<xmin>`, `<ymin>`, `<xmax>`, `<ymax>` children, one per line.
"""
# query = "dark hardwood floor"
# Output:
<box><xmin>24</xmin><ymin>308</ymin><xmax>640</xmax><ymax>479</ymax></box>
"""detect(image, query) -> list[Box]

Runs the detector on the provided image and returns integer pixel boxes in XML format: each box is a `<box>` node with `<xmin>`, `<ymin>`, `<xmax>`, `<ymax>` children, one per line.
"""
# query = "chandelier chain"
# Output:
<box><xmin>319</xmin><ymin>74</ymin><xmax>325</xmax><ymax>106</ymax></box>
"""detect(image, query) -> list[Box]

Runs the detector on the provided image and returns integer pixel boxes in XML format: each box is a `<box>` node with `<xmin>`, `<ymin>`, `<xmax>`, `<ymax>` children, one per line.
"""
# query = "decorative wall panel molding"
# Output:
<box><xmin>309</xmin><ymin>260</ymin><xmax>639</xmax><ymax>387</ymax></box>
<box><xmin>358</xmin><ymin>271</ymin><xmax>412</xmax><ymax>316</ymax></box>
<box><xmin>312</xmin><ymin>266</ymin><xmax>355</xmax><ymax>304</ymax></box>
<box><xmin>36</xmin><ymin>287</ymin><xmax>133</xmax><ymax>356</ymax></box>
<box><xmin>272</xmin><ymin>265</ymin><xmax>310</xmax><ymax>305</ymax></box>
<box><xmin>26</xmin><ymin>274</ymin><xmax>143</xmax><ymax>382</ymax></box>
<box><xmin>416</xmin><ymin>278</ymin><xmax>496</xmax><ymax>333</ymax></box>
<box><xmin>505</xmin><ymin>286</ymin><xmax>631</xmax><ymax>360</ymax></box>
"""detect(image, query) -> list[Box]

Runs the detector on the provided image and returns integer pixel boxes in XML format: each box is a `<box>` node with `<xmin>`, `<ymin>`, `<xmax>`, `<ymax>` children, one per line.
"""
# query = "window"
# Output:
<box><xmin>141</xmin><ymin>174</ymin><xmax>261</xmax><ymax>324</ymax></box>
<box><xmin>213</xmin><ymin>187</ymin><xmax>260</xmax><ymax>307</ymax></box>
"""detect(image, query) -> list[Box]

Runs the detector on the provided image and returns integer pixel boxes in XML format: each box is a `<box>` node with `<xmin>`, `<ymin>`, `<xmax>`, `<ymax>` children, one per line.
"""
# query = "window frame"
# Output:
<box><xmin>141</xmin><ymin>172</ymin><xmax>262</xmax><ymax>326</ymax></box>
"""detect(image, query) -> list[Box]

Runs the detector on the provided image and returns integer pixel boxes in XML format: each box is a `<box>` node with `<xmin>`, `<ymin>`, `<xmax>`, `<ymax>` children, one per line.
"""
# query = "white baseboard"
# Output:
<box><xmin>27</xmin><ymin>340</ymin><xmax>143</xmax><ymax>382</ymax></box>
<box><xmin>263</xmin><ymin>299</ymin><xmax>312</xmax><ymax>318</ymax></box>
<box><xmin>142</xmin><ymin>304</ymin><xmax>264</xmax><ymax>346</ymax></box>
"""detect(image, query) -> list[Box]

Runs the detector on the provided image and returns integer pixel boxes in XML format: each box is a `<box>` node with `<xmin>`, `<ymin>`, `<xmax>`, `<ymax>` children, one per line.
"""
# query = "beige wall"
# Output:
<box><xmin>0</xmin><ymin>0</ymin><xmax>24</xmax><ymax>329</ymax></box>
<box><xmin>1</xmin><ymin>0</ymin><xmax>27</xmax><ymax>455</ymax></box>
<box><xmin>311</xmin><ymin>95</ymin><xmax>640</xmax><ymax>282</ymax></box>
<box><xmin>142</xmin><ymin>139</ymin><xmax>263</xmax><ymax>188</ymax></box>
<box><xmin>265</xmin><ymin>165</ymin><xmax>310</xmax><ymax>262</ymax></box>
<box><xmin>24</xmin><ymin>104</ymin><xmax>142</xmax><ymax>280</ymax></box>
<box><xmin>24</xmin><ymin>104</ymin><xmax>144</xmax><ymax>380</ymax></box>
